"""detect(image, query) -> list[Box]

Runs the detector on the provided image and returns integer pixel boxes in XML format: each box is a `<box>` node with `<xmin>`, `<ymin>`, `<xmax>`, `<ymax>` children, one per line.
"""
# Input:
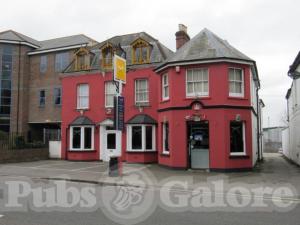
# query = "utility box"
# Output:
<box><xmin>109</xmin><ymin>156</ymin><xmax>122</xmax><ymax>177</ymax></box>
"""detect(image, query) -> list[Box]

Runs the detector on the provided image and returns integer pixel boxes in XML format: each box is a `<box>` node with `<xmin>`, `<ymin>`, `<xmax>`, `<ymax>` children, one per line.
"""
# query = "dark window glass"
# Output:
<box><xmin>2</xmin><ymin>61</ymin><xmax>12</xmax><ymax>71</ymax></box>
<box><xmin>39</xmin><ymin>90</ymin><xmax>45</xmax><ymax>106</ymax></box>
<box><xmin>230</xmin><ymin>121</ymin><xmax>244</xmax><ymax>153</ymax></box>
<box><xmin>2</xmin><ymin>54</ymin><xmax>12</xmax><ymax>61</ymax></box>
<box><xmin>54</xmin><ymin>88</ymin><xmax>61</xmax><ymax>105</ymax></box>
<box><xmin>55</xmin><ymin>52</ymin><xmax>69</xmax><ymax>72</ymax></box>
<box><xmin>1</xmin><ymin>97</ymin><xmax>11</xmax><ymax>105</ymax></box>
<box><xmin>132</xmin><ymin>126</ymin><xmax>142</xmax><ymax>149</ymax></box>
<box><xmin>107</xmin><ymin>133</ymin><xmax>116</xmax><ymax>149</ymax></box>
<box><xmin>72</xmin><ymin>127</ymin><xmax>81</xmax><ymax>149</ymax></box>
<box><xmin>146</xmin><ymin>126</ymin><xmax>153</xmax><ymax>150</ymax></box>
<box><xmin>0</xmin><ymin>125</ymin><xmax>9</xmax><ymax>133</ymax></box>
<box><xmin>164</xmin><ymin>123</ymin><xmax>169</xmax><ymax>151</ymax></box>
<box><xmin>0</xmin><ymin>106</ymin><xmax>10</xmax><ymax>114</ymax></box>
<box><xmin>1</xmin><ymin>89</ymin><xmax>11</xmax><ymax>97</ymax></box>
<box><xmin>2</xmin><ymin>70</ymin><xmax>11</xmax><ymax>79</ymax></box>
<box><xmin>1</xmin><ymin>80</ymin><xmax>11</xmax><ymax>89</ymax></box>
<box><xmin>84</xmin><ymin>127</ymin><xmax>92</xmax><ymax>149</ymax></box>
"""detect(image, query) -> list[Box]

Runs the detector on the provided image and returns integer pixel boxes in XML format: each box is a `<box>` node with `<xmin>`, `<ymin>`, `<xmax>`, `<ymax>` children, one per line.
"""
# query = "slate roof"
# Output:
<box><xmin>0</xmin><ymin>30</ymin><xmax>97</xmax><ymax>54</ymax></box>
<box><xmin>126</xmin><ymin>114</ymin><xmax>157</xmax><ymax>124</ymax></box>
<box><xmin>288</xmin><ymin>51</ymin><xmax>300</xmax><ymax>78</ymax></box>
<box><xmin>70</xmin><ymin>116</ymin><xmax>94</xmax><ymax>126</ymax></box>
<box><xmin>0</xmin><ymin>30</ymin><xmax>40</xmax><ymax>47</ymax></box>
<box><xmin>156</xmin><ymin>28</ymin><xmax>253</xmax><ymax>71</ymax></box>
<box><xmin>36</xmin><ymin>34</ymin><xmax>97</xmax><ymax>51</ymax></box>
<box><xmin>92</xmin><ymin>32</ymin><xmax>173</xmax><ymax>67</ymax></box>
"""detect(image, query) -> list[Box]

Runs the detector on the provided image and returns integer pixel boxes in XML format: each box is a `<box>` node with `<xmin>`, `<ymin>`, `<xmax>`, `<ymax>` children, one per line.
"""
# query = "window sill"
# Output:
<box><xmin>76</xmin><ymin>108</ymin><xmax>90</xmax><ymax>111</ymax></box>
<box><xmin>184</xmin><ymin>96</ymin><xmax>211</xmax><ymax>100</ymax></box>
<box><xmin>228</xmin><ymin>96</ymin><xmax>247</xmax><ymax>100</ymax></box>
<box><xmin>229</xmin><ymin>154</ymin><xmax>249</xmax><ymax>159</ymax></box>
<box><xmin>135</xmin><ymin>103</ymin><xmax>151</xmax><ymax>108</ymax></box>
<box><xmin>126</xmin><ymin>150</ymin><xmax>157</xmax><ymax>153</ymax></box>
<box><xmin>68</xmin><ymin>149</ymin><xmax>96</xmax><ymax>152</ymax></box>
<box><xmin>160</xmin><ymin>152</ymin><xmax>170</xmax><ymax>157</ymax></box>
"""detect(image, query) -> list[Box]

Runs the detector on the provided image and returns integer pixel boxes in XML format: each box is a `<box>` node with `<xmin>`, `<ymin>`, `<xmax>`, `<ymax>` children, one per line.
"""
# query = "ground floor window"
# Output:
<box><xmin>127</xmin><ymin>125</ymin><xmax>156</xmax><ymax>151</ymax></box>
<box><xmin>70</xmin><ymin>126</ymin><xmax>94</xmax><ymax>150</ymax></box>
<box><xmin>162</xmin><ymin>122</ymin><xmax>169</xmax><ymax>154</ymax></box>
<box><xmin>230</xmin><ymin>121</ymin><xmax>245</xmax><ymax>155</ymax></box>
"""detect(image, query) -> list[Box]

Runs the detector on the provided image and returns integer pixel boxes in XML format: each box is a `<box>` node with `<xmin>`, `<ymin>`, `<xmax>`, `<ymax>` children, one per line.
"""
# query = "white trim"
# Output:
<box><xmin>28</xmin><ymin>44</ymin><xmax>87</xmax><ymax>55</ymax></box>
<box><xmin>162</xmin><ymin>73</ymin><xmax>169</xmax><ymax>101</ymax></box>
<box><xmin>127</xmin><ymin>124</ymin><xmax>156</xmax><ymax>152</ymax></box>
<box><xmin>228</xmin><ymin>67</ymin><xmax>244</xmax><ymax>98</ymax></box>
<box><xmin>155</xmin><ymin>59</ymin><xmax>254</xmax><ymax>72</ymax></box>
<box><xmin>69</xmin><ymin>126</ymin><xmax>94</xmax><ymax>151</ymax></box>
<box><xmin>0</xmin><ymin>40</ymin><xmax>39</xmax><ymax>48</ymax></box>
<box><xmin>230</xmin><ymin>122</ymin><xmax>246</xmax><ymax>156</ymax></box>
<box><xmin>185</xmin><ymin>68</ymin><xmax>209</xmax><ymax>97</ymax></box>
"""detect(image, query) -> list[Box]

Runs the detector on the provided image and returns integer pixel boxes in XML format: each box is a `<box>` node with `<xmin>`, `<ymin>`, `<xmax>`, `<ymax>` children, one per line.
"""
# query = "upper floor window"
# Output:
<box><xmin>229</xmin><ymin>68</ymin><xmax>244</xmax><ymax>97</ymax></box>
<box><xmin>55</xmin><ymin>52</ymin><xmax>69</xmax><ymax>72</ymax></box>
<box><xmin>40</xmin><ymin>55</ymin><xmax>47</xmax><ymax>74</ymax></box>
<box><xmin>105</xmin><ymin>81</ymin><xmax>116</xmax><ymax>108</ymax></box>
<box><xmin>186</xmin><ymin>68</ymin><xmax>209</xmax><ymax>97</ymax></box>
<box><xmin>162</xmin><ymin>73</ymin><xmax>169</xmax><ymax>100</ymax></box>
<box><xmin>39</xmin><ymin>90</ymin><xmax>45</xmax><ymax>107</ymax></box>
<box><xmin>77</xmin><ymin>84</ymin><xmax>89</xmax><ymax>109</ymax></box>
<box><xmin>132</xmin><ymin>39</ymin><xmax>150</xmax><ymax>64</ymax></box>
<box><xmin>135</xmin><ymin>79</ymin><xmax>149</xmax><ymax>105</ymax></box>
<box><xmin>54</xmin><ymin>87</ymin><xmax>61</xmax><ymax>106</ymax></box>
<box><xmin>101</xmin><ymin>44</ymin><xmax>113</xmax><ymax>69</ymax></box>
<box><xmin>74</xmin><ymin>48</ymin><xmax>92</xmax><ymax>71</ymax></box>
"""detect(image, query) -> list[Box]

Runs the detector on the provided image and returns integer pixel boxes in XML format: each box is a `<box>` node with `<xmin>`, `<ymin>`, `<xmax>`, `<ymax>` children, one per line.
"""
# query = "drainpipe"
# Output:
<box><xmin>256</xmin><ymin>86</ymin><xmax>261</xmax><ymax>161</ymax></box>
<box><xmin>16</xmin><ymin>43</ymin><xmax>21</xmax><ymax>135</ymax></box>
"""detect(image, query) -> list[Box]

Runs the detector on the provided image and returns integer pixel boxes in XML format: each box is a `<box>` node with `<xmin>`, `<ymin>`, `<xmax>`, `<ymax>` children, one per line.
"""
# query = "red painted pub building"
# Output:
<box><xmin>61</xmin><ymin>25</ymin><xmax>264</xmax><ymax>171</ymax></box>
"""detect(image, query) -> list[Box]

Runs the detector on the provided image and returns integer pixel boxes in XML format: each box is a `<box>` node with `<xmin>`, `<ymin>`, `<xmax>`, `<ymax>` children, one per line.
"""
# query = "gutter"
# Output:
<box><xmin>27</xmin><ymin>43</ymin><xmax>88</xmax><ymax>55</ymax></box>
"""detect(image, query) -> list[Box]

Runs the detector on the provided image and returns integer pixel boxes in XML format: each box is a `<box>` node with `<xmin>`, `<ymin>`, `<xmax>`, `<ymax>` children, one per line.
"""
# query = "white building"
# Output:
<box><xmin>283</xmin><ymin>52</ymin><xmax>300</xmax><ymax>165</ymax></box>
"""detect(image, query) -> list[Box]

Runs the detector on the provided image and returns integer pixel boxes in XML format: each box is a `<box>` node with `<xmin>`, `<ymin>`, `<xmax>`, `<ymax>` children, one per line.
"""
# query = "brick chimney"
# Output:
<box><xmin>175</xmin><ymin>24</ymin><xmax>190</xmax><ymax>50</ymax></box>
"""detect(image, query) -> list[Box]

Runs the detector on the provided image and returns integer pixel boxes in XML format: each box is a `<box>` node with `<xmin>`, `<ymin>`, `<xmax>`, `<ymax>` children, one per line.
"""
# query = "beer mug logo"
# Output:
<box><xmin>100</xmin><ymin>168</ymin><xmax>157</xmax><ymax>225</ymax></box>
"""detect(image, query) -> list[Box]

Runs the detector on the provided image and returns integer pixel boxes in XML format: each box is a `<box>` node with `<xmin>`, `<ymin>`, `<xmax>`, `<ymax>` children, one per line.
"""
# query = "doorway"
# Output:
<box><xmin>187</xmin><ymin>121</ymin><xmax>209</xmax><ymax>169</ymax></box>
<box><xmin>100</xmin><ymin>125</ymin><xmax>121</xmax><ymax>161</ymax></box>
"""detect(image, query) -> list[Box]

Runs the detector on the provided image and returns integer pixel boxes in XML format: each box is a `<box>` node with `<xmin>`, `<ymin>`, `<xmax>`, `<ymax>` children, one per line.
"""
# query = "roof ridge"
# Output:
<box><xmin>40</xmin><ymin>33</ymin><xmax>89</xmax><ymax>42</ymax></box>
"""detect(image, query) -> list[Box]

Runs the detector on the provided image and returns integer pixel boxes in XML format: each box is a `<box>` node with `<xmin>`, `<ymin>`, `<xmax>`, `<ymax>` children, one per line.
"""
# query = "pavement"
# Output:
<box><xmin>0</xmin><ymin>153</ymin><xmax>299</xmax><ymax>225</ymax></box>
<box><xmin>0</xmin><ymin>153</ymin><xmax>299</xmax><ymax>189</ymax></box>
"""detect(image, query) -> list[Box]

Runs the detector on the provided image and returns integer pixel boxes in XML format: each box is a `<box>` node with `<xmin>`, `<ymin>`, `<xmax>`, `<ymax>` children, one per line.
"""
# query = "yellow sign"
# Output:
<box><xmin>113</xmin><ymin>55</ymin><xmax>126</xmax><ymax>83</ymax></box>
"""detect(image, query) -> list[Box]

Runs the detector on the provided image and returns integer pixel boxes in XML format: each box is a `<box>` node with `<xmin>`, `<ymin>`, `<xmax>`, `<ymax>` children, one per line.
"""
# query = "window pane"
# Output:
<box><xmin>203</xmin><ymin>81</ymin><xmax>208</xmax><ymax>93</ymax></box>
<box><xmin>107</xmin><ymin>133</ymin><xmax>116</xmax><ymax>149</ymax></box>
<box><xmin>146</xmin><ymin>126</ymin><xmax>153</xmax><ymax>150</ymax></box>
<box><xmin>235</xmin><ymin>69</ymin><xmax>242</xmax><ymax>81</ymax></box>
<box><xmin>187</xmin><ymin>70</ymin><xmax>193</xmax><ymax>81</ymax></box>
<box><xmin>132</xmin><ymin>126</ymin><xmax>142</xmax><ymax>149</ymax></box>
<box><xmin>164</xmin><ymin>123</ymin><xmax>169</xmax><ymax>152</ymax></box>
<box><xmin>72</xmin><ymin>127</ymin><xmax>81</xmax><ymax>149</ymax></box>
<box><xmin>193</xmin><ymin>70</ymin><xmax>201</xmax><ymax>81</ymax></box>
<box><xmin>40</xmin><ymin>55</ymin><xmax>47</xmax><ymax>73</ymax></box>
<box><xmin>235</xmin><ymin>82</ymin><xmax>242</xmax><ymax>93</ymax></box>
<box><xmin>194</xmin><ymin>82</ymin><xmax>202</xmax><ymax>93</ymax></box>
<box><xmin>142</xmin><ymin>47</ymin><xmax>148</xmax><ymax>62</ymax></box>
<box><xmin>84</xmin><ymin>127</ymin><xmax>92</xmax><ymax>149</ymax></box>
<box><xmin>187</xmin><ymin>83</ymin><xmax>193</xmax><ymax>94</ymax></box>
<box><xmin>229</xmin><ymin>82</ymin><xmax>235</xmax><ymax>93</ymax></box>
<box><xmin>54</xmin><ymin>88</ymin><xmax>61</xmax><ymax>105</ymax></box>
<box><xmin>39</xmin><ymin>90</ymin><xmax>45</xmax><ymax>106</ymax></box>
<box><xmin>230</xmin><ymin>122</ymin><xmax>244</xmax><ymax>153</ymax></box>
<box><xmin>229</xmin><ymin>69</ymin><xmax>235</xmax><ymax>80</ymax></box>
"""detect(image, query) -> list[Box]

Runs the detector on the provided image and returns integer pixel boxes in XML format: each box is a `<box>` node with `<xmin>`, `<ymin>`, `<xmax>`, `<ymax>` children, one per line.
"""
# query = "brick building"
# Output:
<box><xmin>0</xmin><ymin>30</ymin><xmax>96</xmax><ymax>142</ymax></box>
<box><xmin>60</xmin><ymin>25</ymin><xmax>264</xmax><ymax>171</ymax></box>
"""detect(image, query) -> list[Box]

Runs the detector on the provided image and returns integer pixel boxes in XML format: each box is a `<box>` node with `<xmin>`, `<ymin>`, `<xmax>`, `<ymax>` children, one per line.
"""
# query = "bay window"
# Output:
<box><xmin>162</xmin><ymin>122</ymin><xmax>169</xmax><ymax>154</ymax></box>
<box><xmin>127</xmin><ymin>125</ymin><xmax>156</xmax><ymax>151</ymax></box>
<box><xmin>229</xmin><ymin>68</ymin><xmax>244</xmax><ymax>97</ymax></box>
<box><xmin>186</xmin><ymin>68</ymin><xmax>209</xmax><ymax>97</ymax></box>
<box><xmin>70</xmin><ymin>126</ymin><xmax>94</xmax><ymax>150</ymax></box>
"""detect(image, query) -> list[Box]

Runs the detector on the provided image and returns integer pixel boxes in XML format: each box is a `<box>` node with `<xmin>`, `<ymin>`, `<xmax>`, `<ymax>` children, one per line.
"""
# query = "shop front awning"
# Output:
<box><xmin>70</xmin><ymin>116</ymin><xmax>94</xmax><ymax>126</ymax></box>
<box><xmin>126</xmin><ymin>114</ymin><xmax>157</xmax><ymax>124</ymax></box>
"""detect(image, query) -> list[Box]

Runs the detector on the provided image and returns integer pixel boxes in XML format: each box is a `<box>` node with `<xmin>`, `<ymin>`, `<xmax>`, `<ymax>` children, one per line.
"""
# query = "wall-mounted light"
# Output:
<box><xmin>175</xmin><ymin>66</ymin><xmax>180</xmax><ymax>73</ymax></box>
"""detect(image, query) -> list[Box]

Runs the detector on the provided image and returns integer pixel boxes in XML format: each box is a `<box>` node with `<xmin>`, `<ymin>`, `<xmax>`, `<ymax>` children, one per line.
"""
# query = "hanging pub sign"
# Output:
<box><xmin>114</xmin><ymin>96</ymin><xmax>125</xmax><ymax>130</ymax></box>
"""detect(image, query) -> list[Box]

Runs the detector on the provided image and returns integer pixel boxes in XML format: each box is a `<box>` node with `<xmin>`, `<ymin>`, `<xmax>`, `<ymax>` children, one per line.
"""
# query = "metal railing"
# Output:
<box><xmin>0</xmin><ymin>132</ymin><xmax>46</xmax><ymax>150</ymax></box>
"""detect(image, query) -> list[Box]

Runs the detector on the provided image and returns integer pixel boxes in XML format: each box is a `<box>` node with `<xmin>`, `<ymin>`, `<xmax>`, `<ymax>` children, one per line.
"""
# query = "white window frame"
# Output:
<box><xmin>162</xmin><ymin>122</ymin><xmax>169</xmax><ymax>154</ymax></box>
<box><xmin>162</xmin><ymin>73</ymin><xmax>169</xmax><ymax>101</ymax></box>
<box><xmin>186</xmin><ymin>68</ymin><xmax>209</xmax><ymax>97</ymax></box>
<box><xmin>126</xmin><ymin>124</ymin><xmax>156</xmax><ymax>152</ymax></box>
<box><xmin>230</xmin><ymin>121</ymin><xmax>246</xmax><ymax>156</ymax></box>
<box><xmin>77</xmin><ymin>84</ymin><xmax>89</xmax><ymax>109</ymax></box>
<box><xmin>135</xmin><ymin>79</ymin><xmax>149</xmax><ymax>105</ymax></box>
<box><xmin>69</xmin><ymin>126</ymin><xmax>94</xmax><ymax>151</ymax></box>
<box><xmin>105</xmin><ymin>81</ymin><xmax>116</xmax><ymax>108</ymax></box>
<box><xmin>229</xmin><ymin>68</ymin><xmax>244</xmax><ymax>97</ymax></box>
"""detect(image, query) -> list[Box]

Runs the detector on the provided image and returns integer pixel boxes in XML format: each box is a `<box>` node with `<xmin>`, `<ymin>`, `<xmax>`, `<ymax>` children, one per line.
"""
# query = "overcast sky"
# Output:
<box><xmin>1</xmin><ymin>0</ymin><xmax>299</xmax><ymax>127</ymax></box>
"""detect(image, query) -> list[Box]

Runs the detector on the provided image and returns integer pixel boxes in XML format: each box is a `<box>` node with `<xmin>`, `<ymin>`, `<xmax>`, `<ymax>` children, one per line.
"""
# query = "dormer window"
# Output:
<box><xmin>101</xmin><ymin>43</ymin><xmax>113</xmax><ymax>69</ymax></box>
<box><xmin>132</xmin><ymin>39</ymin><xmax>150</xmax><ymax>64</ymax></box>
<box><xmin>74</xmin><ymin>48</ymin><xmax>91</xmax><ymax>71</ymax></box>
